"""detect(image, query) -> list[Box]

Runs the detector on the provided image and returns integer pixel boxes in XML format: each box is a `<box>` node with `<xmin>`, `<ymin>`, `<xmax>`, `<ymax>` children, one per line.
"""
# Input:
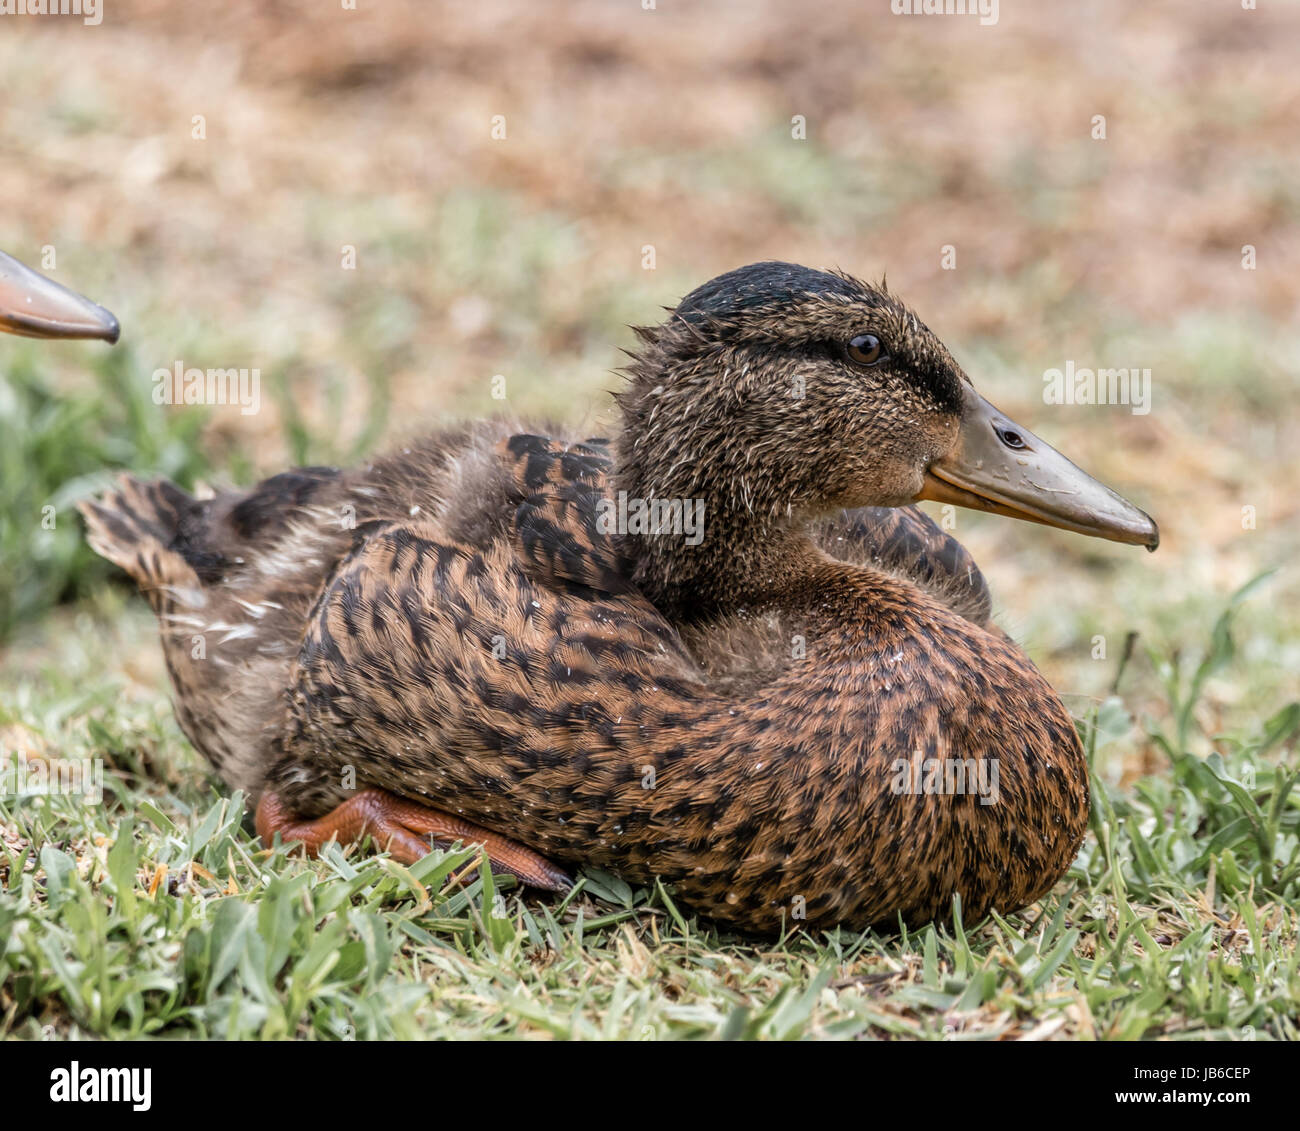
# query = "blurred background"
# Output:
<box><xmin>1</xmin><ymin>0</ymin><xmax>1297</xmax><ymax>784</ymax></box>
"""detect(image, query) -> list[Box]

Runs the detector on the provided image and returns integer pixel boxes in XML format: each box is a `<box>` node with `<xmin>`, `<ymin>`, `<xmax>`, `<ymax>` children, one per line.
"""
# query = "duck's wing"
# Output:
<box><xmin>76</xmin><ymin>424</ymin><xmax>634</xmax><ymax>801</ymax></box>
<box><xmin>811</xmin><ymin>505</ymin><xmax>992</xmax><ymax>626</ymax></box>
<box><xmin>498</xmin><ymin>434</ymin><xmax>639</xmax><ymax>597</ymax></box>
<box><xmin>270</xmin><ymin>495</ymin><xmax>702</xmax><ymax>819</ymax></box>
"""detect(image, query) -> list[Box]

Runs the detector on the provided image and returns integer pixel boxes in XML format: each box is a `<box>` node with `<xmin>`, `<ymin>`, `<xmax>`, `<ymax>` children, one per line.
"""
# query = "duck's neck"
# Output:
<box><xmin>632</xmin><ymin>519</ymin><xmax>818</xmax><ymax>622</ymax></box>
<box><xmin>612</xmin><ymin>450</ymin><xmax>822</xmax><ymax>622</ymax></box>
<box><xmin>612</xmin><ymin>360</ymin><xmax>835</xmax><ymax>622</ymax></box>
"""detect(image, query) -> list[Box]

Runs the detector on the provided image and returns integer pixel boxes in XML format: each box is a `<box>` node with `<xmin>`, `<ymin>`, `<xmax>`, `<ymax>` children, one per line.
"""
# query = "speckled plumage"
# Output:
<box><xmin>82</xmin><ymin>262</ymin><xmax>1094</xmax><ymax>934</ymax></box>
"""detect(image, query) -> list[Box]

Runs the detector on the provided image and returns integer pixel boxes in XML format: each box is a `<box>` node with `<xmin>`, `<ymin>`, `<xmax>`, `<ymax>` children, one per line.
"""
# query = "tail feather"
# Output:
<box><xmin>78</xmin><ymin>476</ymin><xmax>203</xmax><ymax>603</ymax></box>
<box><xmin>77</xmin><ymin>469</ymin><xmax>345</xmax><ymax>798</ymax></box>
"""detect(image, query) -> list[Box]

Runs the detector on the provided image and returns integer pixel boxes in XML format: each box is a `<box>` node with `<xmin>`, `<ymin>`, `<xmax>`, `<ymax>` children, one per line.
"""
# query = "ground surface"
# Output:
<box><xmin>1</xmin><ymin>1</ymin><xmax>1297</xmax><ymax>1039</ymax></box>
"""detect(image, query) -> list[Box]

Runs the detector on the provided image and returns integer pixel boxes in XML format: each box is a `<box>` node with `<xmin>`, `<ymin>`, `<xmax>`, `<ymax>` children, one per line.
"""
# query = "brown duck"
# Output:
<box><xmin>77</xmin><ymin>263</ymin><xmax>1158</xmax><ymax>934</ymax></box>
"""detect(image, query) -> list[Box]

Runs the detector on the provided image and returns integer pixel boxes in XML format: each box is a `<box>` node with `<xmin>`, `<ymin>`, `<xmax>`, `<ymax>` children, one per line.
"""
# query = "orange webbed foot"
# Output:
<box><xmin>255</xmin><ymin>787</ymin><xmax>571</xmax><ymax>891</ymax></box>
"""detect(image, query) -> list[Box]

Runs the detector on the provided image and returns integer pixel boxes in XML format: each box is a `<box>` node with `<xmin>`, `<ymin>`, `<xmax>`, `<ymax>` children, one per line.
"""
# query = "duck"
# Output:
<box><xmin>0</xmin><ymin>250</ymin><xmax>120</xmax><ymax>343</ymax></box>
<box><xmin>79</xmin><ymin>262</ymin><xmax>1158</xmax><ymax>934</ymax></box>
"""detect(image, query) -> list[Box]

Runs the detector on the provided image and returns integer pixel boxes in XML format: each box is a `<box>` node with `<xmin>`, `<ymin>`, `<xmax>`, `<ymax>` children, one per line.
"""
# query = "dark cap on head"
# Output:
<box><xmin>676</xmin><ymin>261</ymin><xmax>870</xmax><ymax>323</ymax></box>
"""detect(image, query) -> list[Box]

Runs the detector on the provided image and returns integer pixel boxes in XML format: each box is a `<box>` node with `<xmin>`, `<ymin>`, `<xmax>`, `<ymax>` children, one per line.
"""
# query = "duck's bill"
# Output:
<box><xmin>0</xmin><ymin>251</ymin><xmax>120</xmax><ymax>343</ymax></box>
<box><xmin>917</xmin><ymin>391</ymin><xmax>1159</xmax><ymax>550</ymax></box>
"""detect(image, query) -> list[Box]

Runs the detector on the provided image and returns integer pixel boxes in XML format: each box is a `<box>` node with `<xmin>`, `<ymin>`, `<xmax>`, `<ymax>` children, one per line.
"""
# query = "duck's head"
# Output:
<box><xmin>0</xmin><ymin>251</ymin><xmax>119</xmax><ymax>343</ymax></box>
<box><xmin>618</xmin><ymin>261</ymin><xmax>1157</xmax><ymax>552</ymax></box>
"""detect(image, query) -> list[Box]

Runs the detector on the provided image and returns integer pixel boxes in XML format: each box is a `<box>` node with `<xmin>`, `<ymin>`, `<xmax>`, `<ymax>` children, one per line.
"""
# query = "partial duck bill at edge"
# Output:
<box><xmin>917</xmin><ymin>389</ymin><xmax>1160</xmax><ymax>550</ymax></box>
<box><xmin>0</xmin><ymin>250</ymin><xmax>120</xmax><ymax>343</ymax></box>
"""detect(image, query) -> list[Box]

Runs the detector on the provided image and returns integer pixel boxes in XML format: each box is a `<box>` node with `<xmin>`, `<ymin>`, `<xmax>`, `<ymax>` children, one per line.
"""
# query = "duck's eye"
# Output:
<box><xmin>996</xmin><ymin>426</ymin><xmax>1027</xmax><ymax>450</ymax></box>
<box><xmin>846</xmin><ymin>333</ymin><xmax>885</xmax><ymax>366</ymax></box>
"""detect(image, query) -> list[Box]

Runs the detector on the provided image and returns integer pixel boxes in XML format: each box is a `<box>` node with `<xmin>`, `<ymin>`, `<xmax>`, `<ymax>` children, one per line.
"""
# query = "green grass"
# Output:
<box><xmin>1</xmin><ymin>581</ymin><xmax>1295</xmax><ymax>1040</ymax></box>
